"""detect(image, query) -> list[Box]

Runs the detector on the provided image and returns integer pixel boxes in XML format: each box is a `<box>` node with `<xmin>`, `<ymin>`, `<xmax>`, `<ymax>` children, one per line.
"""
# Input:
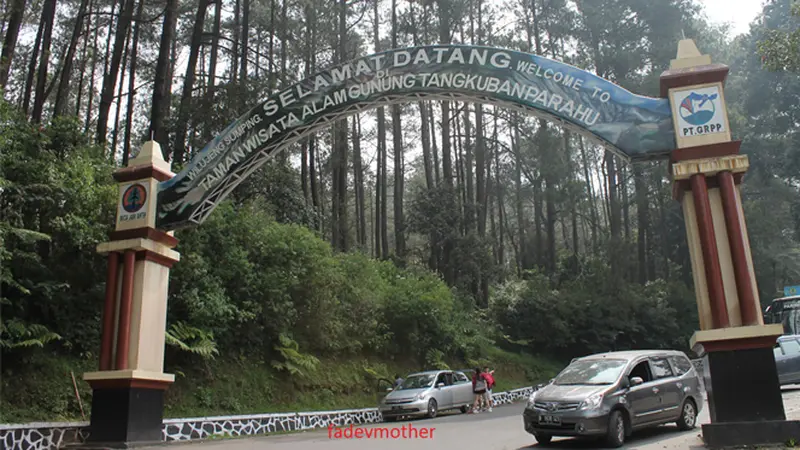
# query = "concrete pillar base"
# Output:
<box><xmin>80</xmin><ymin>374</ymin><xmax>172</xmax><ymax>447</ymax></box>
<box><xmin>702</xmin><ymin>420</ymin><xmax>800</xmax><ymax>449</ymax></box>
<box><xmin>84</xmin><ymin>385</ymin><xmax>165</xmax><ymax>445</ymax></box>
<box><xmin>703</xmin><ymin>347</ymin><xmax>785</xmax><ymax>423</ymax></box>
<box><xmin>693</xmin><ymin>324</ymin><xmax>792</xmax><ymax>448</ymax></box>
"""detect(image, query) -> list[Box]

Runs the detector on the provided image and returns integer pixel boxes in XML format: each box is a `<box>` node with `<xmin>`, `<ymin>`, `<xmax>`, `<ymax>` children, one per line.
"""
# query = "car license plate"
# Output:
<box><xmin>539</xmin><ymin>414</ymin><xmax>561</xmax><ymax>425</ymax></box>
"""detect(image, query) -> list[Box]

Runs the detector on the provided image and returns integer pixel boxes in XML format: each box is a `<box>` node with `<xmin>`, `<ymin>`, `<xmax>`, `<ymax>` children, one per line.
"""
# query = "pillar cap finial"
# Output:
<box><xmin>129</xmin><ymin>140</ymin><xmax>171</xmax><ymax>173</ymax></box>
<box><xmin>670</xmin><ymin>38</ymin><xmax>712</xmax><ymax>70</ymax></box>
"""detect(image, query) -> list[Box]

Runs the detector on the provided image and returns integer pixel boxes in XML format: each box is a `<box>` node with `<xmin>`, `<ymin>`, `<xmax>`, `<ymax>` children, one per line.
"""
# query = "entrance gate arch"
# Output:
<box><xmin>82</xmin><ymin>39</ymin><xmax>792</xmax><ymax>448</ymax></box>
<box><xmin>155</xmin><ymin>44</ymin><xmax>677</xmax><ymax>230</ymax></box>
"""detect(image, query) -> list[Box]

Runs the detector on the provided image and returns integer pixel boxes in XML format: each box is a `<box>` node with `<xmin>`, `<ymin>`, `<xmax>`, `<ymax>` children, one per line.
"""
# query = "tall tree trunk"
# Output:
<box><xmin>53</xmin><ymin>0</ymin><xmax>89</xmax><ymax>117</ymax></box>
<box><xmin>622</xmin><ymin>164</ymin><xmax>631</xmax><ymax>240</ymax></box>
<box><xmin>96</xmin><ymin>0</ymin><xmax>135</xmax><ymax>145</ymax></box>
<box><xmin>110</xmin><ymin>27</ymin><xmax>131</xmax><ymax>160</ymax></box>
<box><xmin>494</xmin><ymin>111</ymin><xmax>504</xmax><ymax>271</ymax></box>
<box><xmin>332</xmin><ymin>0</ymin><xmax>348</xmax><ymax>252</ymax></box>
<box><xmin>545</xmin><ymin>174</ymin><xmax>556</xmax><ymax>273</ymax></box>
<box><xmin>409</xmin><ymin>3</ymin><xmax>433</xmax><ymax>191</ymax></box>
<box><xmin>74</xmin><ymin>0</ymin><xmax>92</xmax><ymax>117</ymax></box>
<box><xmin>149</xmin><ymin>0</ymin><xmax>178</xmax><ymax>157</ymax></box>
<box><xmin>533</xmin><ymin>177</ymin><xmax>543</xmax><ymax>268</ymax></box>
<box><xmin>474</xmin><ymin>0</ymin><xmax>487</xmax><ymax>238</ymax></box>
<box><xmin>437</xmin><ymin>0</ymin><xmax>453</xmax><ymax>188</ymax></box>
<box><xmin>22</xmin><ymin>12</ymin><xmax>44</xmax><ymax>114</ymax></box>
<box><xmin>353</xmin><ymin>115</ymin><xmax>367</xmax><ymax>248</ymax></box>
<box><xmin>430</xmin><ymin>103</ymin><xmax>440</xmax><ymax>185</ymax></box>
<box><xmin>122</xmin><ymin>0</ymin><xmax>145</xmax><ymax>164</ymax></box>
<box><xmin>634</xmin><ymin>165</ymin><xmax>649</xmax><ymax>284</ymax></box>
<box><xmin>84</xmin><ymin>0</ymin><xmax>100</xmax><ymax>134</ymax></box>
<box><xmin>455</xmin><ymin>111</ymin><xmax>466</xmax><ymax>235</ymax></box>
<box><xmin>31</xmin><ymin>0</ymin><xmax>58</xmax><ymax>123</ymax></box>
<box><xmin>475</xmin><ymin>105</ymin><xmax>487</xmax><ymax>237</ymax></box>
<box><xmin>420</xmin><ymin>102</ymin><xmax>434</xmax><ymax>189</ymax></box>
<box><xmin>0</xmin><ymin>0</ymin><xmax>25</xmax><ymax>89</ymax></box>
<box><xmin>300</xmin><ymin>2</ymin><xmax>314</xmax><ymax>206</ymax></box>
<box><xmin>267</xmin><ymin>0</ymin><xmax>275</xmax><ymax>88</ymax></box>
<box><xmin>254</xmin><ymin>30</ymin><xmax>260</xmax><ymax>78</ymax></box>
<box><xmin>606</xmin><ymin>151</ymin><xmax>622</xmax><ymax>279</ymax></box>
<box><xmin>277</xmin><ymin>0</ymin><xmax>289</xmax><ymax>163</ymax></box>
<box><xmin>315</xmin><ymin>137</ymin><xmax>325</xmax><ymax>234</ymax></box>
<box><xmin>309</xmin><ymin>133</ymin><xmax>319</xmax><ymax>222</ymax></box>
<box><xmin>513</xmin><ymin>117</ymin><xmax>526</xmax><ymax>273</ymax></box>
<box><xmin>231</xmin><ymin>0</ymin><xmax>240</xmax><ymax>82</ymax></box>
<box><xmin>102</xmin><ymin>2</ymin><xmax>117</xmax><ymax>79</ymax></box>
<box><xmin>463</xmin><ymin>106</ymin><xmax>475</xmax><ymax>232</ymax></box>
<box><xmin>391</xmin><ymin>103</ymin><xmax>404</xmax><ymax>259</ymax></box>
<box><xmin>280</xmin><ymin>0</ymin><xmax>288</xmax><ymax>83</ymax></box>
<box><xmin>391</xmin><ymin>0</ymin><xmax>405</xmax><ymax>260</ymax></box>
<box><xmin>579</xmin><ymin>137</ymin><xmax>598</xmax><ymax>250</ymax></box>
<box><xmin>373</xmin><ymin>0</ymin><xmax>388</xmax><ymax>258</ymax></box>
<box><xmin>172</xmin><ymin>0</ymin><xmax>209</xmax><ymax>164</ymax></box>
<box><xmin>564</xmin><ymin>130</ymin><xmax>579</xmax><ymax>258</ymax></box>
<box><xmin>240</xmin><ymin>0</ymin><xmax>250</xmax><ymax>80</ymax></box>
<box><xmin>206</xmin><ymin>0</ymin><xmax>222</xmax><ymax>107</ymax></box>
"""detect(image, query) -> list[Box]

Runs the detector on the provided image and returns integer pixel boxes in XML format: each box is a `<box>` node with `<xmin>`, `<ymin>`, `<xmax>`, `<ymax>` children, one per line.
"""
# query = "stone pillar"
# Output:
<box><xmin>662</xmin><ymin>40</ymin><xmax>799</xmax><ymax>447</ymax></box>
<box><xmin>80</xmin><ymin>141</ymin><xmax>179</xmax><ymax>447</ymax></box>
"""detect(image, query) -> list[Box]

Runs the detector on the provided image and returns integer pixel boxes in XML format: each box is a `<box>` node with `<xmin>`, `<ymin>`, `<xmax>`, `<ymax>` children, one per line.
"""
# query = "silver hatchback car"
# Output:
<box><xmin>523</xmin><ymin>350</ymin><xmax>703</xmax><ymax>447</ymax></box>
<box><xmin>379</xmin><ymin>370</ymin><xmax>475</xmax><ymax>420</ymax></box>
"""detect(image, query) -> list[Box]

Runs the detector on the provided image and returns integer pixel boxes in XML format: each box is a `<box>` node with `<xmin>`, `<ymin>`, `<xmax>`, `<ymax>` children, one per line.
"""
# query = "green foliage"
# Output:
<box><xmin>490</xmin><ymin>257</ymin><xmax>697</xmax><ymax>356</ymax></box>
<box><xmin>0</xmin><ymin>353</ymin><xmax>96</xmax><ymax>423</ymax></box>
<box><xmin>0</xmin><ymin>99</ymin><xmax>115</xmax><ymax>358</ymax></box>
<box><xmin>0</xmin><ymin>320</ymin><xmax>61</xmax><ymax>350</ymax></box>
<box><xmin>758</xmin><ymin>1</ymin><xmax>800</xmax><ymax>72</ymax></box>
<box><xmin>271</xmin><ymin>334</ymin><xmax>320</xmax><ymax>376</ymax></box>
<box><xmin>164</xmin><ymin>322</ymin><xmax>219</xmax><ymax>359</ymax></box>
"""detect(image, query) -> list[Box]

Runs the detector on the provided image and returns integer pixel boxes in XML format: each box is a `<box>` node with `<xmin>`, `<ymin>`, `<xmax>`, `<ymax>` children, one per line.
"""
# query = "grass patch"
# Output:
<box><xmin>1</xmin><ymin>349</ymin><xmax>562</xmax><ymax>423</ymax></box>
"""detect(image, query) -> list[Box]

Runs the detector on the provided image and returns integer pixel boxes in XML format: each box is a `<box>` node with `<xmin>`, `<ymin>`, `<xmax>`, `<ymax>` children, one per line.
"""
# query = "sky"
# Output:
<box><xmin>700</xmin><ymin>0</ymin><xmax>764</xmax><ymax>37</ymax></box>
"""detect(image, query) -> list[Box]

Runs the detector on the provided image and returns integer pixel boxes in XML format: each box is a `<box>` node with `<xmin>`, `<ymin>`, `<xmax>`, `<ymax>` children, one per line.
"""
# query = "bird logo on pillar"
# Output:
<box><xmin>673</xmin><ymin>85</ymin><xmax>726</xmax><ymax>138</ymax></box>
<box><xmin>679</xmin><ymin>92</ymin><xmax>717</xmax><ymax>126</ymax></box>
<box><xmin>122</xmin><ymin>184</ymin><xmax>147</xmax><ymax>213</ymax></box>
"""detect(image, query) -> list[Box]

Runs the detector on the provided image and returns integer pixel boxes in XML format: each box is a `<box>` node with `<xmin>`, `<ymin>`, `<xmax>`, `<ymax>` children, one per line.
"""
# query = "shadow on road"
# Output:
<box><xmin>516</xmin><ymin>425</ymin><xmax>705</xmax><ymax>449</ymax></box>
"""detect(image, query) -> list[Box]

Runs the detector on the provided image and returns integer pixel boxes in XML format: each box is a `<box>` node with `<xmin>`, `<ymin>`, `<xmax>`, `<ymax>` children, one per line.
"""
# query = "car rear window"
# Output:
<box><xmin>650</xmin><ymin>357</ymin><xmax>674</xmax><ymax>379</ymax></box>
<box><xmin>670</xmin><ymin>355</ymin><xmax>693</xmax><ymax>375</ymax></box>
<box><xmin>781</xmin><ymin>339</ymin><xmax>800</xmax><ymax>355</ymax></box>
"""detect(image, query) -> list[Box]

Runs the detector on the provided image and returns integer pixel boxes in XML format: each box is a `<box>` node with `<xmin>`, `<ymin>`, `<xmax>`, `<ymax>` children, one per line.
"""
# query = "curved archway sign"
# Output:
<box><xmin>156</xmin><ymin>44</ymin><xmax>675</xmax><ymax>230</ymax></box>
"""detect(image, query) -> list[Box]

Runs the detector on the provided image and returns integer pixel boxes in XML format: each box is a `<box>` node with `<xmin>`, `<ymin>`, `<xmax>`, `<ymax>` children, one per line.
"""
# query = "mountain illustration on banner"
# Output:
<box><xmin>679</xmin><ymin>92</ymin><xmax>718</xmax><ymax>126</ymax></box>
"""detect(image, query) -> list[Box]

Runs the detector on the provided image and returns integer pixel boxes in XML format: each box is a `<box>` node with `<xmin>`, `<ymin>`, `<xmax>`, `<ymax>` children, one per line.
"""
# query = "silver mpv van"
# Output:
<box><xmin>523</xmin><ymin>350</ymin><xmax>703</xmax><ymax>447</ymax></box>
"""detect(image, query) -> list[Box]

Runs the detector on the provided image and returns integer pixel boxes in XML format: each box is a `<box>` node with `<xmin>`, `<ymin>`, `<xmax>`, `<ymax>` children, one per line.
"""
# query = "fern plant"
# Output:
<box><xmin>164</xmin><ymin>321</ymin><xmax>219</xmax><ymax>359</ymax></box>
<box><xmin>271</xmin><ymin>333</ymin><xmax>319</xmax><ymax>376</ymax></box>
<box><xmin>0</xmin><ymin>218</ymin><xmax>62</xmax><ymax>350</ymax></box>
<box><xmin>425</xmin><ymin>349</ymin><xmax>449</xmax><ymax>370</ymax></box>
<box><xmin>0</xmin><ymin>318</ymin><xmax>61</xmax><ymax>349</ymax></box>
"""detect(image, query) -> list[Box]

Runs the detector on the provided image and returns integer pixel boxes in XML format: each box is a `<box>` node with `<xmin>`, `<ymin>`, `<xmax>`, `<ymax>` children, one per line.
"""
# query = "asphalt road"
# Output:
<box><xmin>143</xmin><ymin>387</ymin><xmax>800</xmax><ymax>450</ymax></box>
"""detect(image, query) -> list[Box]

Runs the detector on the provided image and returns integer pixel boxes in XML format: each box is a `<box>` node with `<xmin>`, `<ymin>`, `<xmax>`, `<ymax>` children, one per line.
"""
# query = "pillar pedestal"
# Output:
<box><xmin>693</xmin><ymin>325</ymin><xmax>798</xmax><ymax>447</ymax></box>
<box><xmin>82</xmin><ymin>371</ymin><xmax>173</xmax><ymax>446</ymax></box>
<box><xmin>79</xmin><ymin>142</ymin><xmax>178</xmax><ymax>448</ymax></box>
<box><xmin>663</xmin><ymin>40</ymin><xmax>800</xmax><ymax>448</ymax></box>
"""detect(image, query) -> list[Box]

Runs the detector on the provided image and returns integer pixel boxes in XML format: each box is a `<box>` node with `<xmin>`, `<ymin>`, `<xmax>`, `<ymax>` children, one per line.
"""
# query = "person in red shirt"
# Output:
<box><xmin>483</xmin><ymin>366</ymin><xmax>496</xmax><ymax>412</ymax></box>
<box><xmin>471</xmin><ymin>368</ymin><xmax>489</xmax><ymax>413</ymax></box>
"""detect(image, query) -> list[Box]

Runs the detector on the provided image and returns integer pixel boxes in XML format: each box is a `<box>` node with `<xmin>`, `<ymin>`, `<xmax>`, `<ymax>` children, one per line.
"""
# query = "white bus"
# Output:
<box><xmin>764</xmin><ymin>295</ymin><xmax>800</xmax><ymax>335</ymax></box>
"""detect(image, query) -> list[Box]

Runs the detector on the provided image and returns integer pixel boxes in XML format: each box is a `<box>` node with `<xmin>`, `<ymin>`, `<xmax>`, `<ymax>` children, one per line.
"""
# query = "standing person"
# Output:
<box><xmin>393</xmin><ymin>374</ymin><xmax>404</xmax><ymax>388</ymax></box>
<box><xmin>471</xmin><ymin>367</ymin><xmax>488</xmax><ymax>413</ymax></box>
<box><xmin>483</xmin><ymin>366</ymin><xmax>496</xmax><ymax>412</ymax></box>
